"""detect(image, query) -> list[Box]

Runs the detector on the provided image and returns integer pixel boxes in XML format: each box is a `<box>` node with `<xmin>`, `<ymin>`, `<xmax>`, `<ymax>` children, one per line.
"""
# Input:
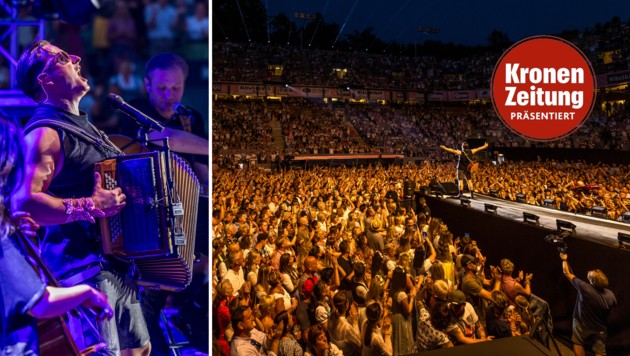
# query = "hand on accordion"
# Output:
<box><xmin>91</xmin><ymin>172</ymin><xmax>126</xmax><ymax>217</ymax></box>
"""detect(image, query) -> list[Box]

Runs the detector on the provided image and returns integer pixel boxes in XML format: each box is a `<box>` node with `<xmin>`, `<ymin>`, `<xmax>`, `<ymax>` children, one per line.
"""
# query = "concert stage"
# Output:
<box><xmin>432</xmin><ymin>193</ymin><xmax>629</xmax><ymax>248</ymax></box>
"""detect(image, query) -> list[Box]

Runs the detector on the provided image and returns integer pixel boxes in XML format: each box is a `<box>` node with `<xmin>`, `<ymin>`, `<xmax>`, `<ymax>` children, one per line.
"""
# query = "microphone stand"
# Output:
<box><xmin>117</xmin><ymin>122</ymin><xmax>158</xmax><ymax>153</ymax></box>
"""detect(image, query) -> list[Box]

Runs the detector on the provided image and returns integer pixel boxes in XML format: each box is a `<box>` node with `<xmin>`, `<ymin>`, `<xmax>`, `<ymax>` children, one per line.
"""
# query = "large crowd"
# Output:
<box><xmin>211</xmin><ymin>166</ymin><xmax>553</xmax><ymax>355</ymax></box>
<box><xmin>213</xmin><ymin>15</ymin><xmax>630</xmax><ymax>91</ymax></box>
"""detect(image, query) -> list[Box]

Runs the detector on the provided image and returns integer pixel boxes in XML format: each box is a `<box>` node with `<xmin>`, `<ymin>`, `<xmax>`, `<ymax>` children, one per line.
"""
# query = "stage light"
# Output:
<box><xmin>523</xmin><ymin>212</ymin><xmax>540</xmax><ymax>226</ymax></box>
<box><xmin>489</xmin><ymin>189</ymin><xmax>499</xmax><ymax>197</ymax></box>
<box><xmin>516</xmin><ymin>193</ymin><xmax>526</xmax><ymax>202</ymax></box>
<box><xmin>543</xmin><ymin>198</ymin><xmax>555</xmax><ymax>207</ymax></box>
<box><xmin>556</xmin><ymin>219</ymin><xmax>576</xmax><ymax>236</ymax></box>
<box><xmin>619</xmin><ymin>232</ymin><xmax>630</xmax><ymax>249</ymax></box>
<box><xmin>484</xmin><ymin>203</ymin><xmax>498</xmax><ymax>214</ymax></box>
<box><xmin>590</xmin><ymin>206</ymin><xmax>607</xmax><ymax>219</ymax></box>
<box><xmin>460</xmin><ymin>197</ymin><xmax>471</xmax><ymax>207</ymax></box>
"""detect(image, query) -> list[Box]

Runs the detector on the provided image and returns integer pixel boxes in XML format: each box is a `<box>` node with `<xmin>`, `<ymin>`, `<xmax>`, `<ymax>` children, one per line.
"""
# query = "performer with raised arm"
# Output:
<box><xmin>439</xmin><ymin>141</ymin><xmax>488</xmax><ymax>198</ymax></box>
<box><xmin>13</xmin><ymin>40</ymin><xmax>151</xmax><ymax>355</ymax></box>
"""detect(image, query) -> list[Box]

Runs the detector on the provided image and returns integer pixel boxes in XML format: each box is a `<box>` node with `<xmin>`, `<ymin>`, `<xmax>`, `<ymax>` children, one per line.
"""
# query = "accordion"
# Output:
<box><xmin>94</xmin><ymin>151</ymin><xmax>199</xmax><ymax>291</ymax></box>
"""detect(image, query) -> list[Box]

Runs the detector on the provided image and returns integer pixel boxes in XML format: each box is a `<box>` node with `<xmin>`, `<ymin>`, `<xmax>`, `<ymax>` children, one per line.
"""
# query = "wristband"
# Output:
<box><xmin>62</xmin><ymin>197</ymin><xmax>106</xmax><ymax>224</ymax></box>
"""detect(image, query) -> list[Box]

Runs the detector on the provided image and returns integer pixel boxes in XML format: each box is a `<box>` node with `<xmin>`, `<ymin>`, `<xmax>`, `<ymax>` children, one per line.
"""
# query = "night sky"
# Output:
<box><xmin>266</xmin><ymin>0</ymin><xmax>630</xmax><ymax>45</ymax></box>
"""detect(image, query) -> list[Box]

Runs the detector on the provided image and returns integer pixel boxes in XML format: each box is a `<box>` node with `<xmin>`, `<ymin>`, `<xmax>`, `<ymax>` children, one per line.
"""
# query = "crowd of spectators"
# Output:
<box><xmin>211</xmin><ymin>165</ymin><xmax>547</xmax><ymax>355</ymax></box>
<box><xmin>212</xmin><ymin>41</ymin><xmax>497</xmax><ymax>91</ymax></box>
<box><xmin>213</xmin><ymin>16</ymin><xmax>630</xmax><ymax>92</ymax></box>
<box><xmin>213</xmin><ymin>97</ymin><xmax>630</xmax><ymax>159</ymax></box>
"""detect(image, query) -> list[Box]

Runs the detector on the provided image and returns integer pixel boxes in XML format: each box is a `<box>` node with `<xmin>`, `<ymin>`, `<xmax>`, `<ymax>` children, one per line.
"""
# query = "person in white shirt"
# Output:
<box><xmin>230</xmin><ymin>306</ymin><xmax>282</xmax><ymax>356</ymax></box>
<box><xmin>223</xmin><ymin>250</ymin><xmax>246</xmax><ymax>296</ymax></box>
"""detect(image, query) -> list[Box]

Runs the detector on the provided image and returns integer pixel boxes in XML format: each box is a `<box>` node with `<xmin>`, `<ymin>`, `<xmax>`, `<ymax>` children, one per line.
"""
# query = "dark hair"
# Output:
<box><xmin>274</xmin><ymin>310</ymin><xmax>291</xmax><ymax>336</ymax></box>
<box><xmin>413</xmin><ymin>247</ymin><xmax>426</xmax><ymax>270</ymax></box>
<box><xmin>145</xmin><ymin>53</ymin><xmax>189</xmax><ymax>81</ymax></box>
<box><xmin>320</xmin><ymin>267</ymin><xmax>334</xmax><ymax>284</ymax></box>
<box><xmin>17</xmin><ymin>40</ymin><xmax>53</xmax><ymax>102</ymax></box>
<box><xmin>353</xmin><ymin>261</ymin><xmax>366</xmax><ymax>281</ymax></box>
<box><xmin>371</xmin><ymin>252</ymin><xmax>385</xmax><ymax>277</ymax></box>
<box><xmin>238</xmin><ymin>234</ymin><xmax>251</xmax><ymax>250</ymax></box>
<box><xmin>332</xmin><ymin>290</ymin><xmax>349</xmax><ymax>318</ymax></box>
<box><xmin>257</xmin><ymin>232</ymin><xmax>269</xmax><ymax>242</ymax></box>
<box><xmin>307</xmin><ymin>324</ymin><xmax>327</xmax><ymax>349</ymax></box>
<box><xmin>390</xmin><ymin>266</ymin><xmax>407</xmax><ymax>292</ymax></box>
<box><xmin>313</xmin><ymin>281</ymin><xmax>327</xmax><ymax>301</ymax></box>
<box><xmin>339</xmin><ymin>240</ymin><xmax>350</xmax><ymax>254</ymax></box>
<box><xmin>0</xmin><ymin>118</ymin><xmax>25</xmax><ymax>233</ymax></box>
<box><xmin>230</xmin><ymin>305</ymin><xmax>250</xmax><ymax>331</ymax></box>
<box><xmin>279</xmin><ymin>253</ymin><xmax>292</xmax><ymax>274</ymax></box>
<box><xmin>363</xmin><ymin>302</ymin><xmax>383</xmax><ymax>347</ymax></box>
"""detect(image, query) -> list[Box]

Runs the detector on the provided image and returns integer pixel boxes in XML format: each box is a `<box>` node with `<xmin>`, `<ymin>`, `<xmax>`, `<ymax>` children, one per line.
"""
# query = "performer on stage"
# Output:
<box><xmin>117</xmin><ymin>52</ymin><xmax>209</xmax><ymax>185</ymax></box>
<box><xmin>439</xmin><ymin>142</ymin><xmax>488</xmax><ymax>198</ymax></box>
<box><xmin>13</xmin><ymin>40</ymin><xmax>151</xmax><ymax>355</ymax></box>
<box><xmin>117</xmin><ymin>52</ymin><xmax>209</xmax><ymax>355</ymax></box>
<box><xmin>1</xmin><ymin>117</ymin><xmax>113</xmax><ymax>355</ymax></box>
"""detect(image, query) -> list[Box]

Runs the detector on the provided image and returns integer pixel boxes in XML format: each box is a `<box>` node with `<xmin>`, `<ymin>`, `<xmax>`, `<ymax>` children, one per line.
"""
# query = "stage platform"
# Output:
<box><xmin>432</xmin><ymin>193</ymin><xmax>630</xmax><ymax>248</ymax></box>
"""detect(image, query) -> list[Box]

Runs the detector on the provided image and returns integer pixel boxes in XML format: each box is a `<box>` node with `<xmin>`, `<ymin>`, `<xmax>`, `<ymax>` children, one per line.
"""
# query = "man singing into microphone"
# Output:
<box><xmin>117</xmin><ymin>53</ymin><xmax>209</xmax><ymax>185</ymax></box>
<box><xmin>14</xmin><ymin>41</ymin><xmax>151</xmax><ymax>355</ymax></box>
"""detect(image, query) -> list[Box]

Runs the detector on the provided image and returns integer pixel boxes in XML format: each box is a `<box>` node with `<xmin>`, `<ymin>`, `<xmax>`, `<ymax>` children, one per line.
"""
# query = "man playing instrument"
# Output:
<box><xmin>117</xmin><ymin>52</ymin><xmax>209</xmax><ymax>355</ymax></box>
<box><xmin>117</xmin><ymin>52</ymin><xmax>209</xmax><ymax>186</ymax></box>
<box><xmin>1</xmin><ymin>117</ymin><xmax>114</xmax><ymax>355</ymax></box>
<box><xmin>13</xmin><ymin>40</ymin><xmax>151</xmax><ymax>356</ymax></box>
<box><xmin>439</xmin><ymin>142</ymin><xmax>488</xmax><ymax>199</ymax></box>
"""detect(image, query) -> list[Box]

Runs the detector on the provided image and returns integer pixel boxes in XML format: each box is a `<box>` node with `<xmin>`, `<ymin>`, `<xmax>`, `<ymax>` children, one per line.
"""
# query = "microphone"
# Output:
<box><xmin>106</xmin><ymin>93</ymin><xmax>164</xmax><ymax>132</ymax></box>
<box><xmin>174</xmin><ymin>102</ymin><xmax>195</xmax><ymax>117</ymax></box>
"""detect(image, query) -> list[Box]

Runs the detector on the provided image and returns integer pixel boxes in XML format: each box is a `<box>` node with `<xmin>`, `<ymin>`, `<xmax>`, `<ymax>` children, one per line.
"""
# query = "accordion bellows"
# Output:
<box><xmin>95</xmin><ymin>151</ymin><xmax>199</xmax><ymax>291</ymax></box>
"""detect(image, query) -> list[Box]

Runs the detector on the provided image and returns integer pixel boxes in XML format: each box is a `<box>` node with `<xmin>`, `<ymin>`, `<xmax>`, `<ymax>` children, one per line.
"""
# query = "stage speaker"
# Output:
<box><xmin>434</xmin><ymin>182</ymin><xmax>459</xmax><ymax>195</ymax></box>
<box><xmin>404</xmin><ymin>181</ymin><xmax>416</xmax><ymax>199</ymax></box>
<box><xmin>399</xmin><ymin>199</ymin><xmax>416</xmax><ymax>212</ymax></box>
<box><xmin>413</xmin><ymin>335</ymin><xmax>551</xmax><ymax>355</ymax></box>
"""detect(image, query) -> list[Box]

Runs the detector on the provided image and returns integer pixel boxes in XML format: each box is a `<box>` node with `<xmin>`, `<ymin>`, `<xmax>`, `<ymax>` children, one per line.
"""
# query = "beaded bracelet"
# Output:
<box><xmin>62</xmin><ymin>197</ymin><xmax>106</xmax><ymax>224</ymax></box>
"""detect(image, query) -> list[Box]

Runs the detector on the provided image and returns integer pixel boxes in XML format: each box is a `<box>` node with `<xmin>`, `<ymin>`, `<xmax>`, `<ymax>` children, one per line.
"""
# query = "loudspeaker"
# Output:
<box><xmin>434</xmin><ymin>182</ymin><xmax>459</xmax><ymax>195</ymax></box>
<box><xmin>413</xmin><ymin>335</ymin><xmax>551</xmax><ymax>355</ymax></box>
<box><xmin>399</xmin><ymin>199</ymin><xmax>416</xmax><ymax>212</ymax></box>
<box><xmin>404</xmin><ymin>181</ymin><xmax>415</xmax><ymax>199</ymax></box>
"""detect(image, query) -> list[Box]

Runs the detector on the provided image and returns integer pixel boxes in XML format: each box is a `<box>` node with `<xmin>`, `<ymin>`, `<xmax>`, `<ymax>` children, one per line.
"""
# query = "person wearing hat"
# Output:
<box><xmin>367</xmin><ymin>219</ymin><xmax>385</xmax><ymax>252</ymax></box>
<box><xmin>560</xmin><ymin>253</ymin><xmax>616</xmax><ymax>356</ymax></box>
<box><xmin>460</xmin><ymin>254</ymin><xmax>494</xmax><ymax>323</ymax></box>
<box><xmin>444</xmin><ymin>290</ymin><xmax>493</xmax><ymax>345</ymax></box>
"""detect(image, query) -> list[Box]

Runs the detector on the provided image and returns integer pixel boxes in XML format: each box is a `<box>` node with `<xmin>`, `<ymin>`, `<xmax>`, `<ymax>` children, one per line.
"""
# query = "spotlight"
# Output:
<box><xmin>285</xmin><ymin>84</ymin><xmax>289</xmax><ymax>87</ymax></box>
<box><xmin>460</xmin><ymin>197</ymin><xmax>471</xmax><ymax>207</ymax></box>
<box><xmin>556</xmin><ymin>219</ymin><xmax>576</xmax><ymax>236</ymax></box>
<box><xmin>619</xmin><ymin>232</ymin><xmax>630</xmax><ymax>249</ymax></box>
<box><xmin>622</xmin><ymin>212</ymin><xmax>630</xmax><ymax>223</ymax></box>
<box><xmin>523</xmin><ymin>212</ymin><xmax>540</xmax><ymax>226</ymax></box>
<box><xmin>484</xmin><ymin>203</ymin><xmax>498</xmax><ymax>214</ymax></box>
<box><xmin>516</xmin><ymin>193</ymin><xmax>526</xmax><ymax>203</ymax></box>
<box><xmin>543</xmin><ymin>198</ymin><xmax>555</xmax><ymax>207</ymax></box>
<box><xmin>590</xmin><ymin>206</ymin><xmax>607</xmax><ymax>219</ymax></box>
<box><xmin>489</xmin><ymin>189</ymin><xmax>499</xmax><ymax>197</ymax></box>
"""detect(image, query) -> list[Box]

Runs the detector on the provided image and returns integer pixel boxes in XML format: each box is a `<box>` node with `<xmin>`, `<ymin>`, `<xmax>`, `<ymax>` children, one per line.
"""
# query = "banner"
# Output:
<box><xmin>428</xmin><ymin>91</ymin><xmax>447</xmax><ymax>101</ymax></box>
